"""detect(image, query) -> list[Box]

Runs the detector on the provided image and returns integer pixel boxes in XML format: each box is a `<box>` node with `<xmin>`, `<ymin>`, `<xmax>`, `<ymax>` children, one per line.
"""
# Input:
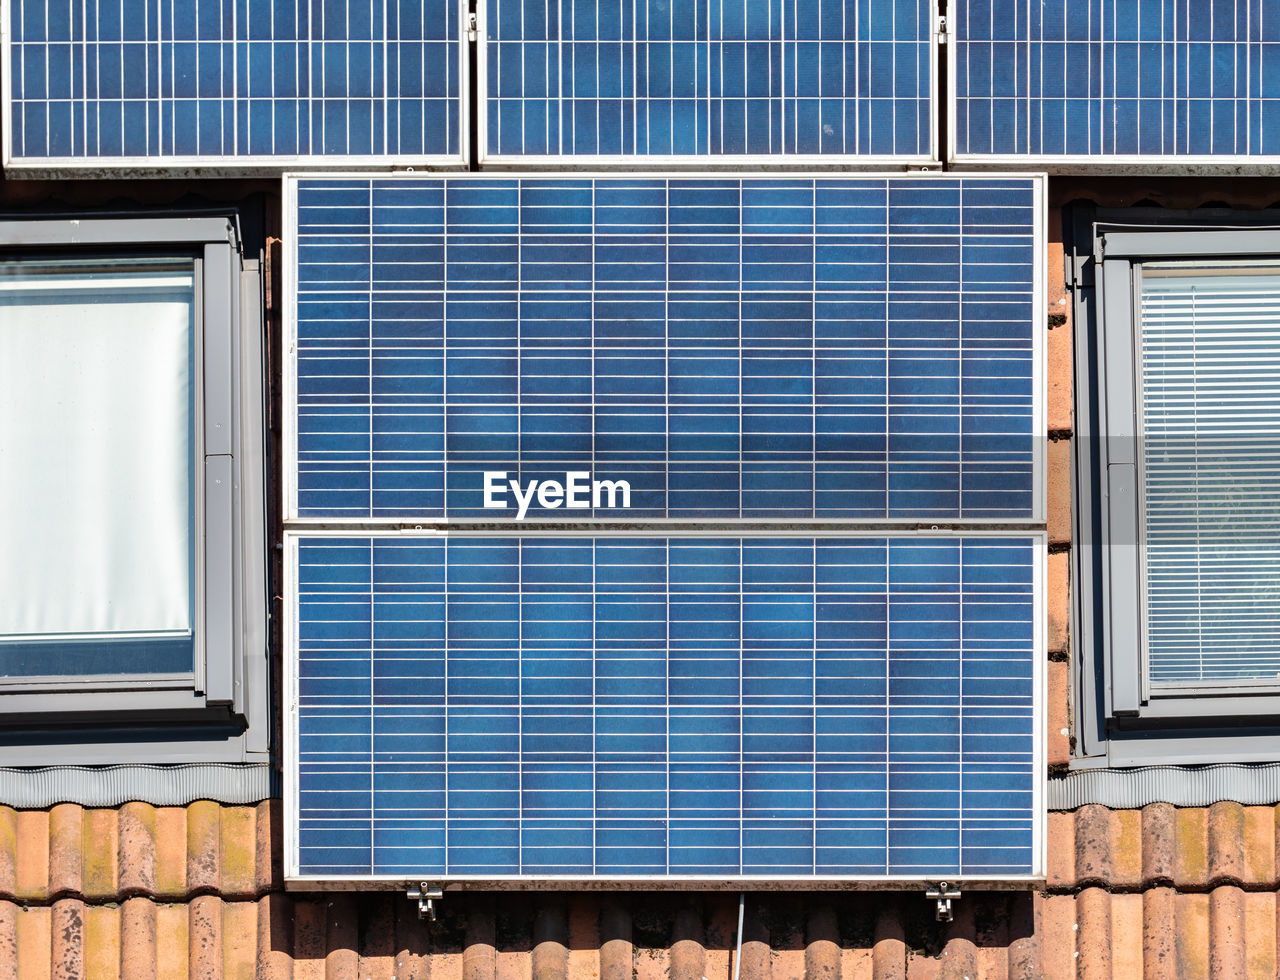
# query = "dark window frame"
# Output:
<box><xmin>1069</xmin><ymin>204</ymin><xmax>1280</xmax><ymax>766</ymax></box>
<box><xmin>0</xmin><ymin>215</ymin><xmax>269</xmax><ymax>764</ymax></box>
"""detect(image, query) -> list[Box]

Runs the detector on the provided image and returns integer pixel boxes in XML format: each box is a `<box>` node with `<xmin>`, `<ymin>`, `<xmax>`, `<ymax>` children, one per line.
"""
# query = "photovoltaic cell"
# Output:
<box><xmin>292</xmin><ymin>175</ymin><xmax>1038</xmax><ymax>522</ymax></box>
<box><xmin>953</xmin><ymin>0</ymin><xmax>1280</xmax><ymax>159</ymax></box>
<box><xmin>6</xmin><ymin>0</ymin><xmax>462</xmax><ymax>163</ymax></box>
<box><xmin>293</xmin><ymin>533</ymin><xmax>1038</xmax><ymax>879</ymax></box>
<box><xmin>483</xmin><ymin>0</ymin><xmax>934</xmax><ymax>159</ymax></box>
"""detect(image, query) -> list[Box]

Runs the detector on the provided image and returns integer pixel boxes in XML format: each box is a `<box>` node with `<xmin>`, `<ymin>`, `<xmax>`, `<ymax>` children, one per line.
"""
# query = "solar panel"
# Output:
<box><xmin>481</xmin><ymin>0</ymin><xmax>936</xmax><ymax>161</ymax></box>
<box><xmin>289</xmin><ymin>532</ymin><xmax>1042</xmax><ymax>881</ymax></box>
<box><xmin>952</xmin><ymin>0</ymin><xmax>1280</xmax><ymax>164</ymax></box>
<box><xmin>4</xmin><ymin>0</ymin><xmax>464</xmax><ymax>168</ymax></box>
<box><xmin>289</xmin><ymin>174</ymin><xmax>1042</xmax><ymax>522</ymax></box>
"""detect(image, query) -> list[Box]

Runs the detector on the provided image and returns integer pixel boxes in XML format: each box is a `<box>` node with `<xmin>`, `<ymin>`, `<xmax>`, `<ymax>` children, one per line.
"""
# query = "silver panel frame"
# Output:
<box><xmin>0</xmin><ymin>0</ymin><xmax>472</xmax><ymax>174</ymax></box>
<box><xmin>475</xmin><ymin>2</ymin><xmax>941</xmax><ymax>169</ymax></box>
<box><xmin>281</xmin><ymin>171</ymin><xmax>1047</xmax><ymax>528</ymax></box>
<box><xmin>283</xmin><ymin>525</ymin><xmax>1046</xmax><ymax>889</ymax></box>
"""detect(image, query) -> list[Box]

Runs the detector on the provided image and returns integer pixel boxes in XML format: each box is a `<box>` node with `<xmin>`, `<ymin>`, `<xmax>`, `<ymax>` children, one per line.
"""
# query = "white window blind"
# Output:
<box><xmin>0</xmin><ymin>261</ymin><xmax>195</xmax><ymax>667</ymax></box>
<box><xmin>1140</xmin><ymin>261</ymin><xmax>1280</xmax><ymax>686</ymax></box>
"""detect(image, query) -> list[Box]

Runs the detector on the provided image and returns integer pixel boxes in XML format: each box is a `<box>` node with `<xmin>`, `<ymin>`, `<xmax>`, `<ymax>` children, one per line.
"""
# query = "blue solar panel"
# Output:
<box><xmin>483</xmin><ymin>0</ymin><xmax>934</xmax><ymax>159</ymax></box>
<box><xmin>953</xmin><ymin>0</ymin><xmax>1280</xmax><ymax>160</ymax></box>
<box><xmin>292</xmin><ymin>175</ymin><xmax>1039</xmax><ymax>522</ymax></box>
<box><xmin>6</xmin><ymin>0</ymin><xmax>462</xmax><ymax>164</ymax></box>
<box><xmin>292</xmin><ymin>533</ymin><xmax>1039</xmax><ymax>879</ymax></box>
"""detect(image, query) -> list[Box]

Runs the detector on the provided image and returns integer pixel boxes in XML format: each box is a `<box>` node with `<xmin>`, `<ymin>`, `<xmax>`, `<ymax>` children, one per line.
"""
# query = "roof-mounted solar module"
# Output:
<box><xmin>479</xmin><ymin>0</ymin><xmax>938</xmax><ymax>165</ymax></box>
<box><xmin>950</xmin><ymin>0</ymin><xmax>1280</xmax><ymax>170</ymax></box>
<box><xmin>2</xmin><ymin>0</ymin><xmax>467</xmax><ymax>171</ymax></box>
<box><xmin>287</xmin><ymin>530</ymin><xmax>1044</xmax><ymax>883</ymax></box>
<box><xmin>286</xmin><ymin>173</ymin><xmax>1044</xmax><ymax>524</ymax></box>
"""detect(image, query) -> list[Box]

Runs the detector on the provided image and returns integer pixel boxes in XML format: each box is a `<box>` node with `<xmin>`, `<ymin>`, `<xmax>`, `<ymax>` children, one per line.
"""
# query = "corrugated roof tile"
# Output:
<box><xmin>84</xmin><ymin>903</ymin><xmax>119</xmax><ymax>980</ymax></box>
<box><xmin>1208</xmin><ymin>886</ymin><xmax>1245</xmax><ymax>978</ymax></box>
<box><xmin>11</xmin><ymin>886</ymin><xmax>1280</xmax><ymax>978</ymax></box>
<box><xmin>1047</xmin><ymin>439</ymin><xmax>1072</xmax><ymax>546</ymax></box>
<box><xmin>1109</xmin><ymin>893</ymin><xmax>1143</xmax><ymax>978</ymax></box>
<box><xmin>153</xmin><ymin>807</ymin><xmax>188</xmax><ymax>900</ymax></box>
<box><xmin>1074</xmin><ymin>805</ymin><xmax>1112</xmax><ymax>887</ymax></box>
<box><xmin>117</xmin><ymin>803</ymin><xmax>156</xmax><ymax>898</ymax></box>
<box><xmin>1110</xmin><ymin>809</ymin><xmax>1143</xmax><ymax>889</ymax></box>
<box><xmin>1175</xmin><ymin>893</ymin><xmax>1211</xmax><ymax>978</ymax></box>
<box><xmin>1074</xmin><ymin>887</ymin><xmax>1111</xmax><ymax>978</ymax></box>
<box><xmin>1208</xmin><ymin>802</ymin><xmax>1246</xmax><ymax>887</ymax></box>
<box><xmin>81</xmin><ymin>808</ymin><xmax>117</xmax><ymax>902</ymax></box>
<box><xmin>47</xmin><ymin>807</ymin><xmax>80</xmax><ymax>900</ymax></box>
<box><xmin>1243</xmin><ymin>891</ymin><xmax>1276</xmax><ymax>978</ymax></box>
<box><xmin>1047</xmin><ymin>661</ymin><xmax>1070</xmax><ymax>769</ymax></box>
<box><xmin>50</xmin><ymin>897</ymin><xmax>84</xmax><ymax>980</ymax></box>
<box><xmin>0</xmin><ymin>899</ymin><xmax>16</xmax><ymax>980</ymax></box>
<box><xmin>1047</xmin><ymin>314</ymin><xmax>1073</xmax><ymax>435</ymax></box>
<box><xmin>154</xmin><ymin>902</ymin><xmax>189</xmax><ymax>980</ymax></box>
<box><xmin>1242</xmin><ymin>806</ymin><xmax>1277</xmax><ymax>888</ymax></box>
<box><xmin>15</xmin><ymin>811</ymin><xmax>48</xmax><ymax>904</ymax></box>
<box><xmin>1143</xmin><ymin>803</ymin><xmax>1177</xmax><ymax>888</ymax></box>
<box><xmin>120</xmin><ymin>896</ymin><xmax>156</xmax><ymax>980</ymax></box>
<box><xmin>1142</xmin><ymin>888</ymin><xmax>1176</xmax><ymax>980</ymax></box>
<box><xmin>11</xmin><ymin>800</ymin><xmax>1280</xmax><ymax>977</ymax></box>
<box><xmin>16</xmin><ymin>904</ymin><xmax>51</xmax><ymax>980</ymax></box>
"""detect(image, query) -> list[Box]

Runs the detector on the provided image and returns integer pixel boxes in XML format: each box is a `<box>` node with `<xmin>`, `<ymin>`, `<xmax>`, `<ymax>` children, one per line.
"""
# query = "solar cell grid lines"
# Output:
<box><xmin>4</xmin><ymin>0</ymin><xmax>463</xmax><ymax>165</ymax></box>
<box><xmin>953</xmin><ymin>0</ymin><xmax>1280</xmax><ymax>162</ymax></box>
<box><xmin>292</xmin><ymin>533</ymin><xmax>1040</xmax><ymax>879</ymax></box>
<box><xmin>289</xmin><ymin>174</ymin><xmax>1041</xmax><ymax>523</ymax></box>
<box><xmin>481</xmin><ymin>0</ymin><xmax>935</xmax><ymax>160</ymax></box>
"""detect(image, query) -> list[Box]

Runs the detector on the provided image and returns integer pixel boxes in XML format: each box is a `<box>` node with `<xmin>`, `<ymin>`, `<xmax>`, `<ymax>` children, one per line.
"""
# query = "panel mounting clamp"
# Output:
<box><xmin>407</xmin><ymin>882</ymin><xmax>444</xmax><ymax>921</ymax></box>
<box><xmin>926</xmin><ymin>882</ymin><xmax>961</xmax><ymax>923</ymax></box>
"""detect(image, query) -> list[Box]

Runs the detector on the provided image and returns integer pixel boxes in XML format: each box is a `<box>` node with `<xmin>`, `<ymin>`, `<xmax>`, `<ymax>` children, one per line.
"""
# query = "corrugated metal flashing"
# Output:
<box><xmin>1050</xmin><ymin>763</ymin><xmax>1280</xmax><ymax>810</ymax></box>
<box><xmin>0</xmin><ymin>763</ymin><xmax>276</xmax><ymax>808</ymax></box>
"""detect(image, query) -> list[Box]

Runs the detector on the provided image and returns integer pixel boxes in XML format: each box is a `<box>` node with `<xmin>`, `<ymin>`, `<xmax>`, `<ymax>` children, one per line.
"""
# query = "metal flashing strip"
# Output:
<box><xmin>0</xmin><ymin>763</ymin><xmax>277</xmax><ymax>808</ymax></box>
<box><xmin>1049</xmin><ymin>763</ymin><xmax>1280</xmax><ymax>811</ymax></box>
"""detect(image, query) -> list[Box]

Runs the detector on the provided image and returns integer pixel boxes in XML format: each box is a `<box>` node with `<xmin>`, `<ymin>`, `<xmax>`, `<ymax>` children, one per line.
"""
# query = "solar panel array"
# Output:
<box><xmin>292</xmin><ymin>175</ymin><xmax>1038</xmax><ymax>522</ymax></box>
<box><xmin>953</xmin><ymin>0</ymin><xmax>1280</xmax><ymax>160</ymax></box>
<box><xmin>294</xmin><ymin>534</ymin><xmax>1038</xmax><ymax>878</ymax></box>
<box><xmin>482</xmin><ymin>0</ymin><xmax>934</xmax><ymax>159</ymax></box>
<box><xmin>6</xmin><ymin>0</ymin><xmax>462</xmax><ymax>163</ymax></box>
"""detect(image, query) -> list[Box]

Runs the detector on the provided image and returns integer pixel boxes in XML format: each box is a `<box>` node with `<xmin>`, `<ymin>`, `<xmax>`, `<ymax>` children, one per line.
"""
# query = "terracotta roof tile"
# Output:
<box><xmin>1047</xmin><ymin>438</ymin><xmax>1072</xmax><ymax>547</ymax></box>
<box><xmin>1047</xmin><ymin>661</ymin><xmax>1071</xmax><ymax>769</ymax></box>
<box><xmin>1208</xmin><ymin>803</ymin><xmax>1246</xmax><ymax>887</ymax></box>
<box><xmin>0</xmin><ymin>802</ymin><xmax>276</xmax><ymax>905</ymax></box>
<box><xmin>1176</xmin><ymin>892</ymin><xmax>1211</xmax><ymax>978</ymax></box>
<box><xmin>1047</xmin><ymin>553</ymin><xmax>1070</xmax><ymax>657</ymax></box>
<box><xmin>1047</xmin><ymin>313</ymin><xmax>1073</xmax><ymax>435</ymax></box>
<box><xmin>7</xmin><ymin>801</ymin><xmax>1280</xmax><ymax>977</ymax></box>
<box><xmin>2</xmin><ymin>886</ymin><xmax>1280</xmax><ymax>979</ymax></box>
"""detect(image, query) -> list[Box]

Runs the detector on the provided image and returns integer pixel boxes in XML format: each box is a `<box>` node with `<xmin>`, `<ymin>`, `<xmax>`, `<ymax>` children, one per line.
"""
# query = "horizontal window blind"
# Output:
<box><xmin>1140</xmin><ymin>262</ymin><xmax>1280</xmax><ymax>685</ymax></box>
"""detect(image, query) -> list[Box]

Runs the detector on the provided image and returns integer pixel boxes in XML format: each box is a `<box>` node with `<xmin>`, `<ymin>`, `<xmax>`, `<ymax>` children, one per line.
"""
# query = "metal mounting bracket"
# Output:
<box><xmin>407</xmin><ymin>882</ymin><xmax>444</xmax><ymax>921</ymax></box>
<box><xmin>926</xmin><ymin>882</ymin><xmax>961</xmax><ymax>923</ymax></box>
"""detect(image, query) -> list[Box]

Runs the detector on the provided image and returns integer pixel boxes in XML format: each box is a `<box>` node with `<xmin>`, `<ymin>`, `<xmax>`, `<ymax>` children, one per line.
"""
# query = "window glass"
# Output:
<box><xmin>1139</xmin><ymin>260</ymin><xmax>1280</xmax><ymax>687</ymax></box>
<box><xmin>0</xmin><ymin>257</ymin><xmax>196</xmax><ymax>677</ymax></box>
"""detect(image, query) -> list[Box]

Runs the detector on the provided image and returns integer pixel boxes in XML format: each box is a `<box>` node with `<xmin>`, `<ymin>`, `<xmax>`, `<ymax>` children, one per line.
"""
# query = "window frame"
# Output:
<box><xmin>1071</xmin><ymin>205</ymin><xmax>1280</xmax><ymax>765</ymax></box>
<box><xmin>0</xmin><ymin>215</ymin><xmax>269</xmax><ymax>764</ymax></box>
